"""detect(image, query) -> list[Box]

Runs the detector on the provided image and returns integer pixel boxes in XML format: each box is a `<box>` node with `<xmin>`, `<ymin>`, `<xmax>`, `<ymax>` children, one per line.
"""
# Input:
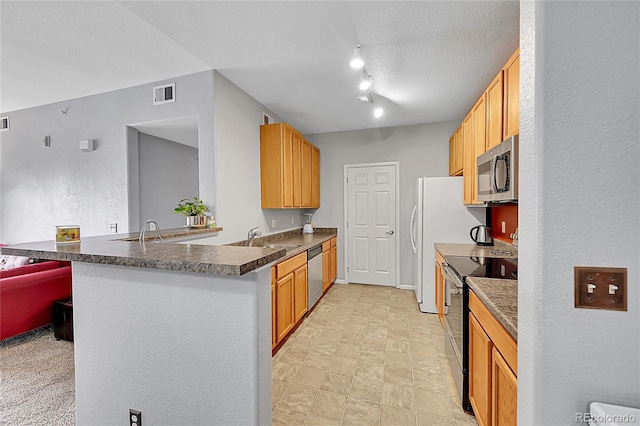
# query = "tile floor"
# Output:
<box><xmin>272</xmin><ymin>283</ymin><xmax>478</xmax><ymax>426</ymax></box>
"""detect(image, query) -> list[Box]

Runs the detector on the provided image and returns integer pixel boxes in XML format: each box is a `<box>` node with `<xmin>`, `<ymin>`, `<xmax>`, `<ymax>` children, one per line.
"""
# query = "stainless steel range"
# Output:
<box><xmin>442</xmin><ymin>256</ymin><xmax>517</xmax><ymax>412</ymax></box>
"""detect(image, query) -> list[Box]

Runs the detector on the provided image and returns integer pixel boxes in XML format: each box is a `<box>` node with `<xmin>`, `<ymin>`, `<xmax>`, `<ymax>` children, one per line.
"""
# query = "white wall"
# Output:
<box><xmin>73</xmin><ymin>262</ymin><xmax>272</xmax><ymax>425</ymax></box>
<box><xmin>306</xmin><ymin>121</ymin><xmax>458</xmax><ymax>285</ymax></box>
<box><xmin>212</xmin><ymin>72</ymin><xmax>308</xmax><ymax>244</ymax></box>
<box><xmin>0</xmin><ymin>71</ymin><xmax>215</xmax><ymax>243</ymax></box>
<box><xmin>519</xmin><ymin>1</ymin><xmax>640</xmax><ymax>423</ymax></box>
<box><xmin>138</xmin><ymin>132</ymin><xmax>199</xmax><ymax>230</ymax></box>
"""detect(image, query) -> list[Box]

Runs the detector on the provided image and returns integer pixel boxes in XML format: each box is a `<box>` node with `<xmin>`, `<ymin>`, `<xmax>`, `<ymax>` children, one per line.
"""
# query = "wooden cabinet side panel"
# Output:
<box><xmin>486</xmin><ymin>72</ymin><xmax>504</xmax><ymax>150</ymax></box>
<box><xmin>301</xmin><ymin>140</ymin><xmax>312</xmax><ymax>207</ymax></box>
<box><xmin>260</xmin><ymin>124</ymin><xmax>284</xmax><ymax>208</ymax></box>
<box><xmin>276</xmin><ymin>273</ymin><xmax>294</xmax><ymax>342</ymax></box>
<box><xmin>330</xmin><ymin>245</ymin><xmax>337</xmax><ymax>283</ymax></box>
<box><xmin>469</xmin><ymin>313</ymin><xmax>493</xmax><ymax>426</ymax></box>
<box><xmin>492</xmin><ymin>347</ymin><xmax>518</xmax><ymax>426</ymax></box>
<box><xmin>311</xmin><ymin>146</ymin><xmax>320</xmax><ymax>207</ymax></box>
<box><xmin>449</xmin><ymin>135</ymin><xmax>456</xmax><ymax>176</ymax></box>
<box><xmin>503</xmin><ymin>52</ymin><xmax>520</xmax><ymax>140</ymax></box>
<box><xmin>294</xmin><ymin>264</ymin><xmax>308</xmax><ymax>322</ymax></box>
<box><xmin>462</xmin><ymin>113</ymin><xmax>475</xmax><ymax>204</ymax></box>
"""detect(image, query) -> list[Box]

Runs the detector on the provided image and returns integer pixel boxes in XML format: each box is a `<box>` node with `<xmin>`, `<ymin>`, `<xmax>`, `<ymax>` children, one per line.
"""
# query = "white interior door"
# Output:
<box><xmin>346</xmin><ymin>164</ymin><xmax>398</xmax><ymax>286</ymax></box>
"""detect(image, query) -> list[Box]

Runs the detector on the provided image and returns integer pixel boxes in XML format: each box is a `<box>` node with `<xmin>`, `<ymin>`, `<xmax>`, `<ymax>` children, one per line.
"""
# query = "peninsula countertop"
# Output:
<box><xmin>1</xmin><ymin>227</ymin><xmax>336</xmax><ymax>277</ymax></box>
<box><xmin>435</xmin><ymin>240</ymin><xmax>517</xmax><ymax>258</ymax></box>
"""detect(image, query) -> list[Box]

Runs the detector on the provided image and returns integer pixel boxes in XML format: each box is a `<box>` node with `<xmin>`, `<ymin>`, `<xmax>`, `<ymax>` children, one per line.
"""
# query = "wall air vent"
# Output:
<box><xmin>153</xmin><ymin>83</ymin><xmax>175</xmax><ymax>105</ymax></box>
<box><xmin>0</xmin><ymin>116</ymin><xmax>9</xmax><ymax>131</ymax></box>
<box><xmin>262</xmin><ymin>113</ymin><xmax>273</xmax><ymax>125</ymax></box>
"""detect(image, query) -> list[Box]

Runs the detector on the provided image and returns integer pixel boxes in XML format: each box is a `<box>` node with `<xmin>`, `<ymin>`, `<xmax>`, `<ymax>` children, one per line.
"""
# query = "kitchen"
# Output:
<box><xmin>0</xmin><ymin>1</ymin><xmax>638</xmax><ymax>425</ymax></box>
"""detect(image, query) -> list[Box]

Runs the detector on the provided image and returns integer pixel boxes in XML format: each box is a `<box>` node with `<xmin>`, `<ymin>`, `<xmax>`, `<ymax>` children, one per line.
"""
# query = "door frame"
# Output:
<box><xmin>343</xmin><ymin>161</ymin><xmax>400</xmax><ymax>288</ymax></box>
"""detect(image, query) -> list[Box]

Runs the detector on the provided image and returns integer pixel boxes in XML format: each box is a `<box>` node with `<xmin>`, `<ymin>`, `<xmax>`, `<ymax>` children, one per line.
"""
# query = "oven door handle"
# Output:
<box><xmin>443</xmin><ymin>264</ymin><xmax>464</xmax><ymax>290</ymax></box>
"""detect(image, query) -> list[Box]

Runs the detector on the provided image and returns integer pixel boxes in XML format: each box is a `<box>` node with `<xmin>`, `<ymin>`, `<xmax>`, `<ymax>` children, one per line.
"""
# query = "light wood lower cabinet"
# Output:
<box><xmin>273</xmin><ymin>252</ymin><xmax>308</xmax><ymax>347</ymax></box>
<box><xmin>469</xmin><ymin>291</ymin><xmax>517</xmax><ymax>426</ymax></box>
<box><xmin>322</xmin><ymin>237</ymin><xmax>337</xmax><ymax>292</ymax></box>
<box><xmin>492</xmin><ymin>347</ymin><xmax>518</xmax><ymax>426</ymax></box>
<box><xmin>435</xmin><ymin>251</ymin><xmax>446</xmax><ymax>326</ymax></box>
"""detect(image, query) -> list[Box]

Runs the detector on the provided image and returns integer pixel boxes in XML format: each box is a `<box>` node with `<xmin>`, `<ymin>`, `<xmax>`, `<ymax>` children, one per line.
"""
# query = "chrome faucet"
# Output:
<box><xmin>139</xmin><ymin>220</ymin><xmax>164</xmax><ymax>243</ymax></box>
<box><xmin>247</xmin><ymin>227</ymin><xmax>262</xmax><ymax>247</ymax></box>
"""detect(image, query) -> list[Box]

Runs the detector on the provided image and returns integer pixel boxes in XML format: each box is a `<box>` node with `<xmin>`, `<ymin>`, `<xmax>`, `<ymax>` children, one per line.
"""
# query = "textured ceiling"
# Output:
<box><xmin>0</xmin><ymin>1</ymin><xmax>519</xmax><ymax>134</ymax></box>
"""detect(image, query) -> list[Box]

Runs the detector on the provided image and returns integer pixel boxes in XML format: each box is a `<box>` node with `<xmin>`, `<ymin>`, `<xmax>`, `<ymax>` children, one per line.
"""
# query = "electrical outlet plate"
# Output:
<box><xmin>574</xmin><ymin>266</ymin><xmax>627</xmax><ymax>311</ymax></box>
<box><xmin>271</xmin><ymin>219</ymin><xmax>276</xmax><ymax>228</ymax></box>
<box><xmin>130</xmin><ymin>409</ymin><xmax>141</xmax><ymax>426</ymax></box>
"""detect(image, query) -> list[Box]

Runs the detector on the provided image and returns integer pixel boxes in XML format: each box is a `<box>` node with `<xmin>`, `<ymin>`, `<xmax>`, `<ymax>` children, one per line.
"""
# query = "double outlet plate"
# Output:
<box><xmin>574</xmin><ymin>267</ymin><xmax>627</xmax><ymax>311</ymax></box>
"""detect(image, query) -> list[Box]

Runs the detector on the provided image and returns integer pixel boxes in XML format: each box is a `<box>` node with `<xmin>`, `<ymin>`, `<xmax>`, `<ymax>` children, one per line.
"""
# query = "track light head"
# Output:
<box><xmin>350</xmin><ymin>45</ymin><xmax>364</xmax><ymax>69</ymax></box>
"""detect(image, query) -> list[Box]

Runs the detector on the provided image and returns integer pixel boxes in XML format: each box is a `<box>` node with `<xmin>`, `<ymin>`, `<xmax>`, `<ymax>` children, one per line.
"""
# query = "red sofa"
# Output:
<box><xmin>1</xmin><ymin>259</ymin><xmax>72</xmax><ymax>340</ymax></box>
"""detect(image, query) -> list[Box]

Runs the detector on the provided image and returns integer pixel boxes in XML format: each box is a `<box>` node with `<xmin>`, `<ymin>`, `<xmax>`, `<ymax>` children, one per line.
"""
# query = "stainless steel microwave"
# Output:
<box><xmin>477</xmin><ymin>135</ymin><xmax>519</xmax><ymax>202</ymax></box>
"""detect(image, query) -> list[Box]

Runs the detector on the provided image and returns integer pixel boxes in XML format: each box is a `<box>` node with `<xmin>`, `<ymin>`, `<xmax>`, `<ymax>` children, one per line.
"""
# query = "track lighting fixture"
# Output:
<box><xmin>350</xmin><ymin>45</ymin><xmax>364</xmax><ymax>68</ymax></box>
<box><xmin>359</xmin><ymin>71</ymin><xmax>372</xmax><ymax>91</ymax></box>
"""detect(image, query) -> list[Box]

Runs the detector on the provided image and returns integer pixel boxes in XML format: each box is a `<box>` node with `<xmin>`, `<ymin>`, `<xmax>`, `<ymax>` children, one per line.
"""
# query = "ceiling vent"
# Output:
<box><xmin>153</xmin><ymin>83</ymin><xmax>175</xmax><ymax>105</ymax></box>
<box><xmin>0</xmin><ymin>116</ymin><xmax>9</xmax><ymax>132</ymax></box>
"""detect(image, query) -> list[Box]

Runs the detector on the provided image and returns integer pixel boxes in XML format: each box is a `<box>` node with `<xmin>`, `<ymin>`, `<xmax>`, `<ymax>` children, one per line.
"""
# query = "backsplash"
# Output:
<box><xmin>491</xmin><ymin>204</ymin><xmax>518</xmax><ymax>243</ymax></box>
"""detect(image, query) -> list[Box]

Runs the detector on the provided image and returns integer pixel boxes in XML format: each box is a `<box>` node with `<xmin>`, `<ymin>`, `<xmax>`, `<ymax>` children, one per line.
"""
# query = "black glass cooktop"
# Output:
<box><xmin>445</xmin><ymin>256</ymin><xmax>518</xmax><ymax>281</ymax></box>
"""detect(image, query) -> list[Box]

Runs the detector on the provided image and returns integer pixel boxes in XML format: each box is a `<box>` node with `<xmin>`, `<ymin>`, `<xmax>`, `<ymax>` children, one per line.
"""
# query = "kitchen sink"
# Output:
<box><xmin>262</xmin><ymin>244</ymin><xmax>302</xmax><ymax>250</ymax></box>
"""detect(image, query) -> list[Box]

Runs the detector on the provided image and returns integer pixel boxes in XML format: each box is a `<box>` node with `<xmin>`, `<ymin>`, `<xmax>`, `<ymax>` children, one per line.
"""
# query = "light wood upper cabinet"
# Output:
<box><xmin>260</xmin><ymin>123</ymin><xmax>321</xmax><ymax>209</ymax></box>
<box><xmin>486</xmin><ymin>71</ymin><xmax>504</xmax><ymax>150</ymax></box>
<box><xmin>503</xmin><ymin>50</ymin><xmax>520</xmax><ymax>141</ymax></box>
<box><xmin>311</xmin><ymin>146</ymin><xmax>320</xmax><ymax>208</ymax></box>
<box><xmin>463</xmin><ymin>112</ymin><xmax>476</xmax><ymax>205</ymax></box>
<box><xmin>449</xmin><ymin>125</ymin><xmax>464</xmax><ymax>176</ymax></box>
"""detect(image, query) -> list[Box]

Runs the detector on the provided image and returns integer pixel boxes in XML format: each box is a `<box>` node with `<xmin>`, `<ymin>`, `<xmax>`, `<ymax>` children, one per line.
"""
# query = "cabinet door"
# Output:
<box><xmin>301</xmin><ymin>140</ymin><xmax>312</xmax><ymax>207</ymax></box>
<box><xmin>294</xmin><ymin>264</ymin><xmax>308</xmax><ymax>322</ymax></box>
<box><xmin>503</xmin><ymin>51</ymin><xmax>520</xmax><ymax>140</ymax></box>
<box><xmin>282</xmin><ymin>126</ymin><xmax>295</xmax><ymax>207</ymax></box>
<box><xmin>471</xmin><ymin>94</ymin><xmax>487</xmax><ymax>204</ymax></box>
<box><xmin>311</xmin><ymin>146</ymin><xmax>320</xmax><ymax>207</ymax></box>
<box><xmin>492</xmin><ymin>347</ymin><xmax>517</xmax><ymax>426</ymax></box>
<box><xmin>322</xmin><ymin>250</ymin><xmax>330</xmax><ymax>292</ymax></box>
<box><xmin>330</xmin><ymin>244</ymin><xmax>337</xmax><ymax>283</ymax></box>
<box><xmin>292</xmin><ymin>133</ymin><xmax>302</xmax><ymax>207</ymax></box>
<box><xmin>469</xmin><ymin>313</ymin><xmax>493</xmax><ymax>426</ymax></box>
<box><xmin>486</xmin><ymin>72</ymin><xmax>504</xmax><ymax>150</ymax></box>
<box><xmin>463</xmin><ymin>112</ymin><xmax>475</xmax><ymax>204</ymax></box>
<box><xmin>276</xmin><ymin>273</ymin><xmax>294</xmax><ymax>342</ymax></box>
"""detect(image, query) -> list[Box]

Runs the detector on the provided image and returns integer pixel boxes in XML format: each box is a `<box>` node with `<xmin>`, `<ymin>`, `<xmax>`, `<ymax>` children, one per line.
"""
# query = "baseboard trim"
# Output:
<box><xmin>397</xmin><ymin>284</ymin><xmax>416</xmax><ymax>291</ymax></box>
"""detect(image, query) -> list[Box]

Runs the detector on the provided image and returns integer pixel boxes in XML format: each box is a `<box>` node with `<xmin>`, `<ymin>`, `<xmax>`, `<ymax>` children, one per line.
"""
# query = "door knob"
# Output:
<box><xmin>386</xmin><ymin>230</ymin><xmax>395</xmax><ymax>235</ymax></box>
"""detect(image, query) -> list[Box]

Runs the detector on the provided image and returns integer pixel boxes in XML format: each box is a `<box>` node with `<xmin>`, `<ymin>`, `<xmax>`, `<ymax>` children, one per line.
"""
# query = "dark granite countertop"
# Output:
<box><xmin>1</xmin><ymin>227</ymin><xmax>336</xmax><ymax>277</ymax></box>
<box><xmin>466</xmin><ymin>277</ymin><xmax>518</xmax><ymax>341</ymax></box>
<box><xmin>435</xmin><ymin>240</ymin><xmax>517</xmax><ymax>258</ymax></box>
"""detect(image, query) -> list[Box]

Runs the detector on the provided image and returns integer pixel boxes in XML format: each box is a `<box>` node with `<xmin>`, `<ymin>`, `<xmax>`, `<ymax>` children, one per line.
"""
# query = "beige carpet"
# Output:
<box><xmin>0</xmin><ymin>326</ymin><xmax>76</xmax><ymax>425</ymax></box>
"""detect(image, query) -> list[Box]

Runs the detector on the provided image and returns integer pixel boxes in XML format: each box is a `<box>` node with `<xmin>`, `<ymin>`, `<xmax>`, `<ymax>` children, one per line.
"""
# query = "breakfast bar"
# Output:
<box><xmin>2</xmin><ymin>229</ymin><xmax>285</xmax><ymax>425</ymax></box>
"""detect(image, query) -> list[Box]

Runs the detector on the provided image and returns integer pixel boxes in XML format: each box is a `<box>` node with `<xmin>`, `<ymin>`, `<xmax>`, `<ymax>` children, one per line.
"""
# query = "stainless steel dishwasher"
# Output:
<box><xmin>307</xmin><ymin>244</ymin><xmax>323</xmax><ymax>311</ymax></box>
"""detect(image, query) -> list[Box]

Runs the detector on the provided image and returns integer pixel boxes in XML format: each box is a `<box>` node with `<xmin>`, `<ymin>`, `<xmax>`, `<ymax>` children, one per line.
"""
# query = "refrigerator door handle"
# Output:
<box><xmin>410</xmin><ymin>205</ymin><xmax>417</xmax><ymax>253</ymax></box>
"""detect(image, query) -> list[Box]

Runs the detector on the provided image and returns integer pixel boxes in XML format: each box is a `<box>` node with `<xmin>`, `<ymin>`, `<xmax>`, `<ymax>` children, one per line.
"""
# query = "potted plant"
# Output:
<box><xmin>175</xmin><ymin>197</ymin><xmax>209</xmax><ymax>228</ymax></box>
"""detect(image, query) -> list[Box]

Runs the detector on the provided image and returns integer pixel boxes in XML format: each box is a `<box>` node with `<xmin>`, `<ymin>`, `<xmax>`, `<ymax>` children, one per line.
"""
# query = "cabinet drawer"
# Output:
<box><xmin>322</xmin><ymin>240</ymin><xmax>331</xmax><ymax>252</ymax></box>
<box><xmin>276</xmin><ymin>252</ymin><xmax>307</xmax><ymax>279</ymax></box>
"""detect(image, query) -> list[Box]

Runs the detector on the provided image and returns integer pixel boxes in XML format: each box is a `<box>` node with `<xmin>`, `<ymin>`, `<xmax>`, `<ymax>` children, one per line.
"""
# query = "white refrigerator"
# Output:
<box><xmin>410</xmin><ymin>177</ymin><xmax>485</xmax><ymax>313</ymax></box>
